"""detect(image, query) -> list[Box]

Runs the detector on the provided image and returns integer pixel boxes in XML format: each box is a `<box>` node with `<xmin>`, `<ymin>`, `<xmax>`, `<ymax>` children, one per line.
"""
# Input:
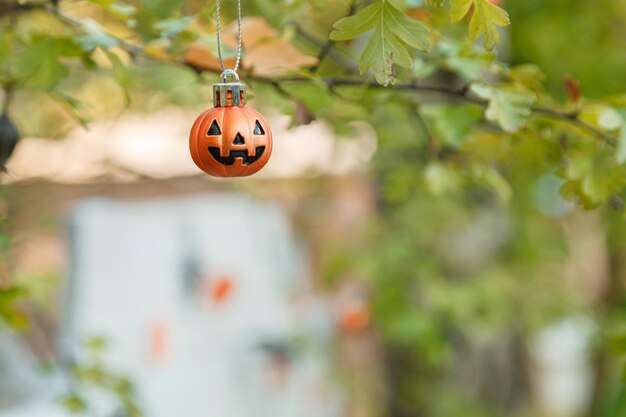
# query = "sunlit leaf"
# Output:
<box><xmin>471</xmin><ymin>83</ymin><xmax>534</xmax><ymax>132</ymax></box>
<box><xmin>330</xmin><ymin>2</ymin><xmax>380</xmax><ymax>41</ymax></box>
<box><xmin>450</xmin><ymin>0</ymin><xmax>510</xmax><ymax>50</ymax></box>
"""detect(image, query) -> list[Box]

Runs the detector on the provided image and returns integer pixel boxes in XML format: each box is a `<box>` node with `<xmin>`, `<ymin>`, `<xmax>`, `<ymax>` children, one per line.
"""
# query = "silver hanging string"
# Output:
<box><xmin>216</xmin><ymin>0</ymin><xmax>242</xmax><ymax>73</ymax></box>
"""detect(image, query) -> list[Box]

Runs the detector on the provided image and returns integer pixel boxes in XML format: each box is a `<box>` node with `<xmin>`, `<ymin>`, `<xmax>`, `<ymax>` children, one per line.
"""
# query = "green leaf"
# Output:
<box><xmin>84</xmin><ymin>335</ymin><xmax>109</xmax><ymax>353</ymax></box>
<box><xmin>421</xmin><ymin>104</ymin><xmax>482</xmax><ymax>148</ymax></box>
<box><xmin>331</xmin><ymin>0</ymin><xmax>430</xmax><ymax>86</ymax></box>
<box><xmin>154</xmin><ymin>16</ymin><xmax>195</xmax><ymax>38</ymax></box>
<box><xmin>561</xmin><ymin>148</ymin><xmax>626</xmax><ymax>208</ymax></box>
<box><xmin>51</xmin><ymin>91</ymin><xmax>90</xmax><ymax>128</ymax></box>
<box><xmin>14</xmin><ymin>37</ymin><xmax>82</xmax><ymax>90</ymax></box>
<box><xmin>0</xmin><ymin>286</ymin><xmax>29</xmax><ymax>330</ymax></box>
<box><xmin>618</xmin><ymin>127</ymin><xmax>626</xmax><ymax>164</ymax></box>
<box><xmin>450</xmin><ymin>0</ymin><xmax>510</xmax><ymax>51</ymax></box>
<box><xmin>472</xmin><ymin>164</ymin><xmax>512</xmax><ymax>203</ymax></box>
<box><xmin>471</xmin><ymin>83</ymin><xmax>534</xmax><ymax>132</ymax></box>
<box><xmin>87</xmin><ymin>0</ymin><xmax>115</xmax><ymax>7</ymax></box>
<box><xmin>330</xmin><ymin>2</ymin><xmax>380</xmax><ymax>41</ymax></box>
<box><xmin>423</xmin><ymin>163</ymin><xmax>461</xmax><ymax>195</ymax></box>
<box><xmin>360</xmin><ymin>23</ymin><xmax>412</xmax><ymax>85</ymax></box>
<box><xmin>110</xmin><ymin>3</ymin><xmax>137</xmax><ymax>17</ymax></box>
<box><xmin>76</xmin><ymin>19</ymin><xmax>120</xmax><ymax>52</ymax></box>
<box><xmin>103</xmin><ymin>49</ymin><xmax>131</xmax><ymax>105</ymax></box>
<box><xmin>609</xmin><ymin>333</ymin><xmax>626</xmax><ymax>355</ymax></box>
<box><xmin>61</xmin><ymin>393</ymin><xmax>88</xmax><ymax>413</ymax></box>
<box><xmin>385</xmin><ymin>3</ymin><xmax>430</xmax><ymax>51</ymax></box>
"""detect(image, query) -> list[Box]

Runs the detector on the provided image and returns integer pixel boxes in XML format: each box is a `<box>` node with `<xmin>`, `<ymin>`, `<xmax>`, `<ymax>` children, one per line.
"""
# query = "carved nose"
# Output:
<box><xmin>233</xmin><ymin>133</ymin><xmax>245</xmax><ymax>145</ymax></box>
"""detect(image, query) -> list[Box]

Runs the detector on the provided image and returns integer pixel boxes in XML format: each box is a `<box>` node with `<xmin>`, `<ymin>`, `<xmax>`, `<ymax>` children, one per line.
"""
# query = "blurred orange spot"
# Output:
<box><xmin>406</xmin><ymin>8</ymin><xmax>432</xmax><ymax>22</ymax></box>
<box><xmin>564</xmin><ymin>75</ymin><xmax>581</xmax><ymax>103</ymax></box>
<box><xmin>203</xmin><ymin>274</ymin><xmax>235</xmax><ymax>304</ymax></box>
<box><xmin>148</xmin><ymin>319</ymin><xmax>169</xmax><ymax>362</ymax></box>
<box><xmin>183</xmin><ymin>45</ymin><xmax>236</xmax><ymax>72</ymax></box>
<box><xmin>340</xmin><ymin>300</ymin><xmax>371</xmax><ymax>332</ymax></box>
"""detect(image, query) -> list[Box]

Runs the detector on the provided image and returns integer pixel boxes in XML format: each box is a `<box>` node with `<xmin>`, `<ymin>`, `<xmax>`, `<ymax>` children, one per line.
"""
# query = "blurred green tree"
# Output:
<box><xmin>2</xmin><ymin>1</ymin><xmax>626</xmax><ymax>417</ymax></box>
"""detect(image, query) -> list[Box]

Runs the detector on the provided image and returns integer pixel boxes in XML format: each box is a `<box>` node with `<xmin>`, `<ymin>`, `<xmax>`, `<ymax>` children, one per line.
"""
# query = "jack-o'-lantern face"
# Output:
<box><xmin>189</xmin><ymin>106</ymin><xmax>272</xmax><ymax>177</ymax></box>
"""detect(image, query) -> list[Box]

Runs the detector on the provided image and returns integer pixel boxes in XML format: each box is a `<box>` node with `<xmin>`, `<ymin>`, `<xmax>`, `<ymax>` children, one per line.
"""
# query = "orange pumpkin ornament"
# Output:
<box><xmin>190</xmin><ymin>70</ymin><xmax>272</xmax><ymax>177</ymax></box>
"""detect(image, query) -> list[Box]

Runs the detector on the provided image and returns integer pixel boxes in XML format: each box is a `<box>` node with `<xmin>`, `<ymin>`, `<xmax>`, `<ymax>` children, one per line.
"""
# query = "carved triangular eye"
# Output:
<box><xmin>207</xmin><ymin>120</ymin><xmax>221</xmax><ymax>135</ymax></box>
<box><xmin>253</xmin><ymin>120</ymin><xmax>265</xmax><ymax>135</ymax></box>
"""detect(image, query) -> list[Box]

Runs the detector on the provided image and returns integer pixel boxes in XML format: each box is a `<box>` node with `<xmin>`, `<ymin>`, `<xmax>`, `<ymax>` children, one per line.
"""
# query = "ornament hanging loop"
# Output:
<box><xmin>220</xmin><ymin>69</ymin><xmax>240</xmax><ymax>83</ymax></box>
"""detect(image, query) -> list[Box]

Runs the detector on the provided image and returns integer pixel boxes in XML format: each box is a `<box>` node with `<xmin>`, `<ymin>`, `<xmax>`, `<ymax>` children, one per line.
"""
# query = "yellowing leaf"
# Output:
<box><xmin>219</xmin><ymin>17</ymin><xmax>278</xmax><ymax>49</ymax></box>
<box><xmin>218</xmin><ymin>17</ymin><xmax>318</xmax><ymax>76</ymax></box>
<box><xmin>469</xmin><ymin>0</ymin><xmax>509</xmax><ymax>50</ymax></box>
<box><xmin>450</xmin><ymin>0</ymin><xmax>510</xmax><ymax>51</ymax></box>
<box><xmin>244</xmin><ymin>40</ymin><xmax>318</xmax><ymax>76</ymax></box>
<box><xmin>450</xmin><ymin>0</ymin><xmax>472</xmax><ymax>22</ymax></box>
<box><xmin>144</xmin><ymin>42</ymin><xmax>176</xmax><ymax>62</ymax></box>
<box><xmin>183</xmin><ymin>44</ymin><xmax>234</xmax><ymax>72</ymax></box>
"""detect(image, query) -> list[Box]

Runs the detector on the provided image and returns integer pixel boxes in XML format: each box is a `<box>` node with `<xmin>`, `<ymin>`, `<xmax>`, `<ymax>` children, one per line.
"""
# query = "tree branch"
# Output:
<box><xmin>41</xmin><ymin>3</ymin><xmax>618</xmax><ymax>145</ymax></box>
<box><xmin>0</xmin><ymin>0</ymin><xmax>48</xmax><ymax>15</ymax></box>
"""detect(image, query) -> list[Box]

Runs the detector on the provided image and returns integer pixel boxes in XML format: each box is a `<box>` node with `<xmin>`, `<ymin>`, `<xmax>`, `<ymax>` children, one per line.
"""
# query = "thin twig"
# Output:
<box><xmin>531</xmin><ymin>106</ymin><xmax>616</xmax><ymax>145</ymax></box>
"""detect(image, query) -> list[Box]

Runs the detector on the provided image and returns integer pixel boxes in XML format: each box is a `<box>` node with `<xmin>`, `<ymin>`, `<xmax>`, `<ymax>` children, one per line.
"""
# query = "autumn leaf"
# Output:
<box><xmin>450</xmin><ymin>0</ymin><xmax>510</xmax><ymax>51</ymax></box>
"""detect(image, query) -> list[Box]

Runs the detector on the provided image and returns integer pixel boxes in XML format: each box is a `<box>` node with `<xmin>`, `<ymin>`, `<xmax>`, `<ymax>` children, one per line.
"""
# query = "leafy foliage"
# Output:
<box><xmin>2</xmin><ymin>1</ymin><xmax>626</xmax><ymax>416</ymax></box>
<box><xmin>331</xmin><ymin>0</ymin><xmax>430</xmax><ymax>85</ymax></box>
<box><xmin>470</xmin><ymin>82</ymin><xmax>534</xmax><ymax>132</ymax></box>
<box><xmin>62</xmin><ymin>337</ymin><xmax>143</xmax><ymax>417</ymax></box>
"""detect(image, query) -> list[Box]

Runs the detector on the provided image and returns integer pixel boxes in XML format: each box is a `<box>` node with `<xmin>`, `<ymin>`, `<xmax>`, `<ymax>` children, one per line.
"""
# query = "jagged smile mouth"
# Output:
<box><xmin>208</xmin><ymin>146</ymin><xmax>266</xmax><ymax>166</ymax></box>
